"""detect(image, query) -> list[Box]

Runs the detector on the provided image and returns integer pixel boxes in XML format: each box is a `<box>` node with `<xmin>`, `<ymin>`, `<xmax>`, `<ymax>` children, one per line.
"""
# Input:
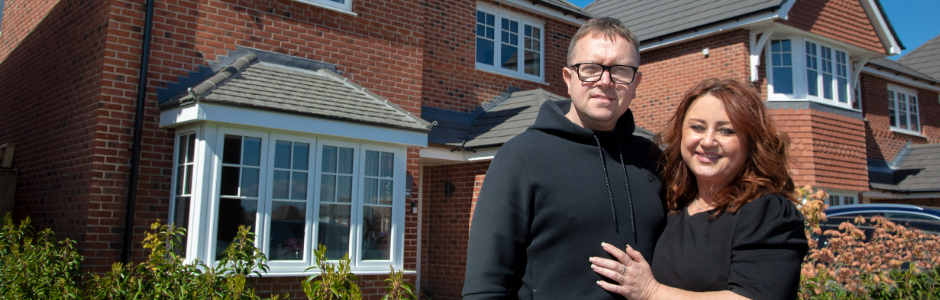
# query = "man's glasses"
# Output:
<box><xmin>569</xmin><ymin>63</ymin><xmax>638</xmax><ymax>84</ymax></box>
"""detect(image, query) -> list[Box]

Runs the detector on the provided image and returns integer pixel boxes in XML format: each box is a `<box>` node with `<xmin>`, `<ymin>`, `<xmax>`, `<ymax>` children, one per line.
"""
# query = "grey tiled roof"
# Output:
<box><xmin>898</xmin><ymin>34</ymin><xmax>940</xmax><ymax>80</ymax></box>
<box><xmin>584</xmin><ymin>0</ymin><xmax>784</xmax><ymax>42</ymax></box>
<box><xmin>162</xmin><ymin>54</ymin><xmax>430</xmax><ymax>133</ymax></box>
<box><xmin>423</xmin><ymin>89</ymin><xmax>655</xmax><ymax>150</ymax></box>
<box><xmin>867</xmin><ymin>58</ymin><xmax>940</xmax><ymax>84</ymax></box>
<box><xmin>868</xmin><ymin>144</ymin><xmax>940</xmax><ymax>192</ymax></box>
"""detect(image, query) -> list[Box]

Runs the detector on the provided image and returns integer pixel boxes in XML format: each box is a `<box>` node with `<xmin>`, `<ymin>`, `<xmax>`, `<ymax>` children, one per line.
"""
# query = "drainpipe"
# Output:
<box><xmin>123</xmin><ymin>0</ymin><xmax>156</xmax><ymax>264</ymax></box>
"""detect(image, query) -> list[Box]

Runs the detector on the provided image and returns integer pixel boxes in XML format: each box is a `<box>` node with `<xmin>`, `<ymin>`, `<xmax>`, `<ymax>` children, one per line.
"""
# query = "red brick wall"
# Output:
<box><xmin>0</xmin><ymin>0</ymin><xmax>113</xmax><ymax>267</ymax></box>
<box><xmin>771</xmin><ymin>108</ymin><xmax>869</xmax><ymax>191</ymax></box>
<box><xmin>636</xmin><ymin>30</ymin><xmax>751</xmax><ymax>133</ymax></box>
<box><xmin>420</xmin><ymin>0</ymin><xmax>576</xmax><ymax>112</ymax></box>
<box><xmin>420</xmin><ymin>161</ymin><xmax>489</xmax><ymax>300</ymax></box>
<box><xmin>860</xmin><ymin>74</ymin><xmax>940</xmax><ymax>161</ymax></box>
<box><xmin>777</xmin><ymin>0</ymin><xmax>885</xmax><ymax>54</ymax></box>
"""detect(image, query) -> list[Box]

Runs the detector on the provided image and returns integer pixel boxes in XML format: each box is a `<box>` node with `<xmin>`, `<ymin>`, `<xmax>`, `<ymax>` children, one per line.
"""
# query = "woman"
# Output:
<box><xmin>590</xmin><ymin>78</ymin><xmax>808</xmax><ymax>299</ymax></box>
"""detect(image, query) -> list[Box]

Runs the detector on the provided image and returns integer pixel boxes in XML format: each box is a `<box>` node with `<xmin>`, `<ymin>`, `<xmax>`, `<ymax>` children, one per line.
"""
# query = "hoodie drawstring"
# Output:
<box><xmin>591</xmin><ymin>134</ymin><xmax>637</xmax><ymax>242</ymax></box>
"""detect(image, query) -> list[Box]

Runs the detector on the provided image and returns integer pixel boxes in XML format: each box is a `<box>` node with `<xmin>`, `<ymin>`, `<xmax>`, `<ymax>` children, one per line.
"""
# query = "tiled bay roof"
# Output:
<box><xmin>161</xmin><ymin>53</ymin><xmax>430</xmax><ymax>133</ymax></box>
<box><xmin>423</xmin><ymin>88</ymin><xmax>654</xmax><ymax>149</ymax></box>
<box><xmin>869</xmin><ymin>143</ymin><xmax>940</xmax><ymax>192</ymax></box>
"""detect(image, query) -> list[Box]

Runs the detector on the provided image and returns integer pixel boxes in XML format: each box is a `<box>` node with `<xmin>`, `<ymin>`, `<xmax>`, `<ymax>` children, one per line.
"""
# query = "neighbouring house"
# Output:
<box><xmin>1</xmin><ymin>0</ymin><xmax>938</xmax><ymax>300</ymax></box>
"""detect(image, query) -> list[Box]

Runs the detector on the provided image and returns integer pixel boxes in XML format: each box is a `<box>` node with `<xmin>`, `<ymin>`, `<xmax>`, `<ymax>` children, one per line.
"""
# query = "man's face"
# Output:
<box><xmin>563</xmin><ymin>34</ymin><xmax>641</xmax><ymax>131</ymax></box>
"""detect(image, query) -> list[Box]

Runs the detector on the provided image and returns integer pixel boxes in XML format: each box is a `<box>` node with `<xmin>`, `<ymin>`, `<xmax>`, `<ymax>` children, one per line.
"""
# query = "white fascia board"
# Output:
<box><xmin>159</xmin><ymin>103</ymin><xmax>428</xmax><ymax>147</ymax></box>
<box><xmin>488</xmin><ymin>0</ymin><xmax>586</xmax><ymax>26</ymax></box>
<box><xmin>420</xmin><ymin>146</ymin><xmax>500</xmax><ymax>162</ymax></box>
<box><xmin>639</xmin><ymin>6</ymin><xmax>790</xmax><ymax>52</ymax></box>
<box><xmin>858</xmin><ymin>0</ymin><xmax>901</xmax><ymax>56</ymax></box>
<box><xmin>861</xmin><ymin>66</ymin><xmax>940</xmax><ymax>93</ymax></box>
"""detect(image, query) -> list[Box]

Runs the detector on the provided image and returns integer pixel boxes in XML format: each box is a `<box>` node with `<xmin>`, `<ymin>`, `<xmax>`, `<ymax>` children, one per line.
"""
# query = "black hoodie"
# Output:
<box><xmin>463</xmin><ymin>100</ymin><xmax>666</xmax><ymax>300</ymax></box>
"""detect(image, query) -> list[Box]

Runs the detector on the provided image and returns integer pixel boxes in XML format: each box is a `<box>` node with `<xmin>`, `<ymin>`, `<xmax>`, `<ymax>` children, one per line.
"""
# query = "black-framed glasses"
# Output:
<box><xmin>569</xmin><ymin>63</ymin><xmax>638</xmax><ymax>84</ymax></box>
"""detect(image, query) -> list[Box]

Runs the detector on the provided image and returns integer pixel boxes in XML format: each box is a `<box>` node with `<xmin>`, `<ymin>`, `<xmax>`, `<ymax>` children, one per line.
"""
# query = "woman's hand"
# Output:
<box><xmin>590</xmin><ymin>243</ymin><xmax>660</xmax><ymax>300</ymax></box>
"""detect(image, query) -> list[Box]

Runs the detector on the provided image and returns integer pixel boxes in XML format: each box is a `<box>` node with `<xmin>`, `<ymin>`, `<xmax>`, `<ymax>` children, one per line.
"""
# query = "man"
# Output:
<box><xmin>462</xmin><ymin>17</ymin><xmax>666</xmax><ymax>299</ymax></box>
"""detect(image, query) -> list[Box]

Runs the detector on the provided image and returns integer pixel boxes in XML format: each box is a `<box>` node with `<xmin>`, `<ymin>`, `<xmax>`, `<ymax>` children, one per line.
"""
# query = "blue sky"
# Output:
<box><xmin>566</xmin><ymin>0</ymin><xmax>939</xmax><ymax>60</ymax></box>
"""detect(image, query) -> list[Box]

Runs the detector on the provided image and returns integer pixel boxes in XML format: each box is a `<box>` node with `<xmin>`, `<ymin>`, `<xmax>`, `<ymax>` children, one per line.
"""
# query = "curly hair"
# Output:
<box><xmin>656</xmin><ymin>78</ymin><xmax>797</xmax><ymax>215</ymax></box>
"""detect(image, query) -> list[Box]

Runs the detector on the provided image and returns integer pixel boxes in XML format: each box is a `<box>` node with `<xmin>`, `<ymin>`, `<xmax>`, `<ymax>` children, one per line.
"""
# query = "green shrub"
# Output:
<box><xmin>383</xmin><ymin>266</ymin><xmax>416</xmax><ymax>300</ymax></box>
<box><xmin>0</xmin><ymin>215</ymin><xmax>84</xmax><ymax>299</ymax></box>
<box><xmin>302</xmin><ymin>244</ymin><xmax>362</xmax><ymax>300</ymax></box>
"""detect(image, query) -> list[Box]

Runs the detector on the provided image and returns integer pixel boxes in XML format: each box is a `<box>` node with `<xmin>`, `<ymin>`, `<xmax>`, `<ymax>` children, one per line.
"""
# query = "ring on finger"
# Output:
<box><xmin>619</xmin><ymin>263</ymin><xmax>627</xmax><ymax>275</ymax></box>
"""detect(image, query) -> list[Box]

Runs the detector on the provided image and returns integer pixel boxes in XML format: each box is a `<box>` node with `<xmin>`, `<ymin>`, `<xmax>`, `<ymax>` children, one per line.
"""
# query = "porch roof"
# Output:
<box><xmin>869</xmin><ymin>143</ymin><xmax>940</xmax><ymax>193</ymax></box>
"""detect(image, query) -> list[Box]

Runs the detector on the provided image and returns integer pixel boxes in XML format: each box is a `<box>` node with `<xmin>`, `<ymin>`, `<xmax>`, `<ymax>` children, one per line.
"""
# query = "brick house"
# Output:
<box><xmin>0</xmin><ymin>0</ymin><xmax>589</xmax><ymax>298</ymax></box>
<box><xmin>1</xmin><ymin>0</ymin><xmax>939</xmax><ymax>300</ymax></box>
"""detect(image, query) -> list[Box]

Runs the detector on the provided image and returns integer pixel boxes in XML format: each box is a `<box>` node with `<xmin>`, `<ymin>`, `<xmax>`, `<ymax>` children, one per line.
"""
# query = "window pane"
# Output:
<box><xmin>361</xmin><ymin>206</ymin><xmax>393</xmax><ymax>260</ymax></box>
<box><xmin>318</xmin><ymin>204</ymin><xmax>351</xmax><ymax>260</ymax></box>
<box><xmin>525</xmin><ymin>50</ymin><xmax>540</xmax><ymax>76</ymax></box>
<box><xmin>177</xmin><ymin>166</ymin><xmax>185</xmax><ymax>195</ymax></box>
<box><xmin>173</xmin><ymin>196</ymin><xmax>190</xmax><ymax>254</ymax></box>
<box><xmin>338</xmin><ymin>147</ymin><xmax>354</xmax><ymax>174</ymax></box>
<box><xmin>773</xmin><ymin>68</ymin><xmax>793</xmax><ymax>94</ymax></box>
<box><xmin>293</xmin><ymin>143</ymin><xmax>309</xmax><ymax>170</ymax></box>
<box><xmin>806</xmin><ymin>42</ymin><xmax>818</xmax><ymax>97</ymax></box>
<box><xmin>320</xmin><ymin>175</ymin><xmax>336</xmax><ymax>202</ymax></box>
<box><xmin>243</xmin><ymin>137</ymin><xmax>261</xmax><ymax>166</ymax></box>
<box><xmin>364</xmin><ymin>178</ymin><xmax>378</xmax><ymax>205</ymax></box>
<box><xmin>215</xmin><ymin>199</ymin><xmax>258</xmax><ymax>260</ymax></box>
<box><xmin>187</xmin><ymin>134</ymin><xmax>196</xmax><ymax>163</ymax></box>
<box><xmin>273</xmin><ymin>170</ymin><xmax>290</xmax><ymax>199</ymax></box>
<box><xmin>337</xmin><ymin>176</ymin><xmax>352</xmax><ymax>203</ymax></box>
<box><xmin>845</xmin><ymin>197</ymin><xmax>855</xmax><ymax>205</ymax></box>
<box><xmin>781</xmin><ymin>39</ymin><xmax>790</xmax><ymax>51</ymax></box>
<box><xmin>379</xmin><ymin>179</ymin><xmax>394</xmax><ymax>205</ymax></box>
<box><xmin>223</xmin><ymin>135</ymin><xmax>242</xmax><ymax>164</ymax></box>
<box><xmin>829</xmin><ymin>195</ymin><xmax>839</xmax><ymax>206</ymax></box>
<box><xmin>274</xmin><ymin>140</ymin><xmax>291</xmax><ymax>169</ymax></box>
<box><xmin>184</xmin><ymin>165</ymin><xmax>193</xmax><ymax>195</ymax></box>
<box><xmin>476</xmin><ymin>38</ymin><xmax>494</xmax><ymax>65</ymax></box>
<box><xmin>291</xmin><ymin>172</ymin><xmax>308</xmax><ymax>200</ymax></box>
<box><xmin>807</xmin><ymin>69</ymin><xmax>818</xmax><ymax>96</ymax></box>
<box><xmin>322</xmin><ymin>146</ymin><xmax>337</xmax><ymax>173</ymax></box>
<box><xmin>823</xmin><ymin>74</ymin><xmax>833</xmax><ymax>100</ymax></box>
<box><xmin>241</xmin><ymin>167</ymin><xmax>259</xmax><ymax>197</ymax></box>
<box><xmin>501</xmin><ymin>44</ymin><xmax>518</xmax><ymax>71</ymax></box>
<box><xmin>381</xmin><ymin>152</ymin><xmax>394</xmax><ymax>177</ymax></box>
<box><xmin>220</xmin><ymin>166</ymin><xmax>240</xmax><ymax>196</ymax></box>
<box><xmin>178</xmin><ymin>136</ymin><xmax>187</xmax><ymax>164</ymax></box>
<box><xmin>365</xmin><ymin>151</ymin><xmax>380</xmax><ymax>177</ymax></box>
<box><xmin>269</xmin><ymin>201</ymin><xmax>306</xmax><ymax>261</ymax></box>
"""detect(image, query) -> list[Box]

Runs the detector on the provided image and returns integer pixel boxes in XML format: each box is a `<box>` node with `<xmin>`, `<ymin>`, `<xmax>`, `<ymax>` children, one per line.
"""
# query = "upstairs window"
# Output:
<box><xmin>888</xmin><ymin>85</ymin><xmax>921</xmax><ymax>135</ymax></box>
<box><xmin>767</xmin><ymin>37</ymin><xmax>853</xmax><ymax>108</ymax></box>
<box><xmin>476</xmin><ymin>6</ymin><xmax>544</xmax><ymax>82</ymax></box>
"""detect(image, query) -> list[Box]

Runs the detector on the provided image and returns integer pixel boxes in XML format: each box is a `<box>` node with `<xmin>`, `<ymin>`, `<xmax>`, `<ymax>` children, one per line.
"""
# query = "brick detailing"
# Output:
<box><xmin>636</xmin><ymin>30</ymin><xmax>751</xmax><ymax>133</ymax></box>
<box><xmin>420</xmin><ymin>0</ymin><xmax>576</xmax><ymax>112</ymax></box>
<box><xmin>870</xmin><ymin>198</ymin><xmax>940</xmax><ymax>207</ymax></box>
<box><xmin>770</xmin><ymin>108</ymin><xmax>869</xmax><ymax>191</ymax></box>
<box><xmin>420</xmin><ymin>161</ymin><xmax>489</xmax><ymax>300</ymax></box>
<box><xmin>860</xmin><ymin>74</ymin><xmax>940</xmax><ymax>162</ymax></box>
<box><xmin>777</xmin><ymin>0</ymin><xmax>885</xmax><ymax>54</ymax></box>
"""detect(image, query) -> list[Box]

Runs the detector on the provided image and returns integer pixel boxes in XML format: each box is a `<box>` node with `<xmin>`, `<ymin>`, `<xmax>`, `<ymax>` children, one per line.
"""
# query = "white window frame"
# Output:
<box><xmin>766</xmin><ymin>36</ymin><xmax>855</xmax><ymax>109</ymax></box>
<box><xmin>171</xmin><ymin>125</ymin><xmax>407</xmax><ymax>275</ymax></box>
<box><xmin>169</xmin><ymin>129</ymin><xmax>201</xmax><ymax>259</ymax></box>
<box><xmin>887</xmin><ymin>84</ymin><xmax>922</xmax><ymax>136</ymax></box>
<box><xmin>293</xmin><ymin>0</ymin><xmax>354</xmax><ymax>15</ymax></box>
<box><xmin>475</xmin><ymin>4</ymin><xmax>545</xmax><ymax>83</ymax></box>
<box><xmin>827</xmin><ymin>191</ymin><xmax>858</xmax><ymax>207</ymax></box>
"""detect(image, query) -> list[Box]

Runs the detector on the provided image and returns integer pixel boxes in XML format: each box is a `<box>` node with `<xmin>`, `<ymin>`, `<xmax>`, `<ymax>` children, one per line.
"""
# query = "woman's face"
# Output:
<box><xmin>680</xmin><ymin>94</ymin><xmax>748</xmax><ymax>191</ymax></box>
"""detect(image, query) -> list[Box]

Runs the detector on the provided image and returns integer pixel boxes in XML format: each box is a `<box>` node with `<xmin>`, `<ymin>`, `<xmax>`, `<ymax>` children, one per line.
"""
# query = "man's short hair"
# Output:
<box><xmin>566</xmin><ymin>17</ymin><xmax>639</xmax><ymax>66</ymax></box>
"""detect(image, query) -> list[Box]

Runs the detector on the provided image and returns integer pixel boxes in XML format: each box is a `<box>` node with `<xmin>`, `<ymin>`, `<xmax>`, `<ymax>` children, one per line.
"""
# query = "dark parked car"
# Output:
<box><xmin>818</xmin><ymin>203</ymin><xmax>940</xmax><ymax>242</ymax></box>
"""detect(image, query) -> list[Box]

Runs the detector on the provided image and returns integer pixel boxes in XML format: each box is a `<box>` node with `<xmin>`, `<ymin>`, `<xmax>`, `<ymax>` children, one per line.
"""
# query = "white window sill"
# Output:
<box><xmin>475</xmin><ymin>64</ymin><xmax>549</xmax><ymax>86</ymax></box>
<box><xmin>889</xmin><ymin>127</ymin><xmax>925</xmax><ymax>138</ymax></box>
<box><xmin>250</xmin><ymin>269</ymin><xmax>416</xmax><ymax>277</ymax></box>
<box><xmin>292</xmin><ymin>0</ymin><xmax>357</xmax><ymax>17</ymax></box>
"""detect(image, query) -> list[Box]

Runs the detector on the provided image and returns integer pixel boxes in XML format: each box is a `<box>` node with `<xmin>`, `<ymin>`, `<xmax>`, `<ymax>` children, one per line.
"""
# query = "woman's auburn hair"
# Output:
<box><xmin>655</xmin><ymin>78</ymin><xmax>798</xmax><ymax>215</ymax></box>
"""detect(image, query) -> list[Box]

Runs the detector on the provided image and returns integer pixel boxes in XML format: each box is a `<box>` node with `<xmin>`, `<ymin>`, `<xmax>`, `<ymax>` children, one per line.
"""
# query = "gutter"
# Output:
<box><xmin>123</xmin><ymin>0</ymin><xmax>156</xmax><ymax>264</ymax></box>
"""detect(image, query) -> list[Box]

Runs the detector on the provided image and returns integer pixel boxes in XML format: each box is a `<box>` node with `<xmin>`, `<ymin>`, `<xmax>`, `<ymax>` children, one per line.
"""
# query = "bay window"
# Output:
<box><xmin>767</xmin><ymin>37</ymin><xmax>854</xmax><ymax>108</ymax></box>
<box><xmin>888</xmin><ymin>85</ymin><xmax>921</xmax><ymax>134</ymax></box>
<box><xmin>476</xmin><ymin>5</ymin><xmax>544</xmax><ymax>82</ymax></box>
<box><xmin>169</xmin><ymin>126</ymin><xmax>407</xmax><ymax>274</ymax></box>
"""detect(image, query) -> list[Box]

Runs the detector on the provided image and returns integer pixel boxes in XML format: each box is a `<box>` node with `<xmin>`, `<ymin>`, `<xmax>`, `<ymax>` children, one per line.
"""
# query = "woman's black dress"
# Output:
<box><xmin>650</xmin><ymin>193</ymin><xmax>809</xmax><ymax>300</ymax></box>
